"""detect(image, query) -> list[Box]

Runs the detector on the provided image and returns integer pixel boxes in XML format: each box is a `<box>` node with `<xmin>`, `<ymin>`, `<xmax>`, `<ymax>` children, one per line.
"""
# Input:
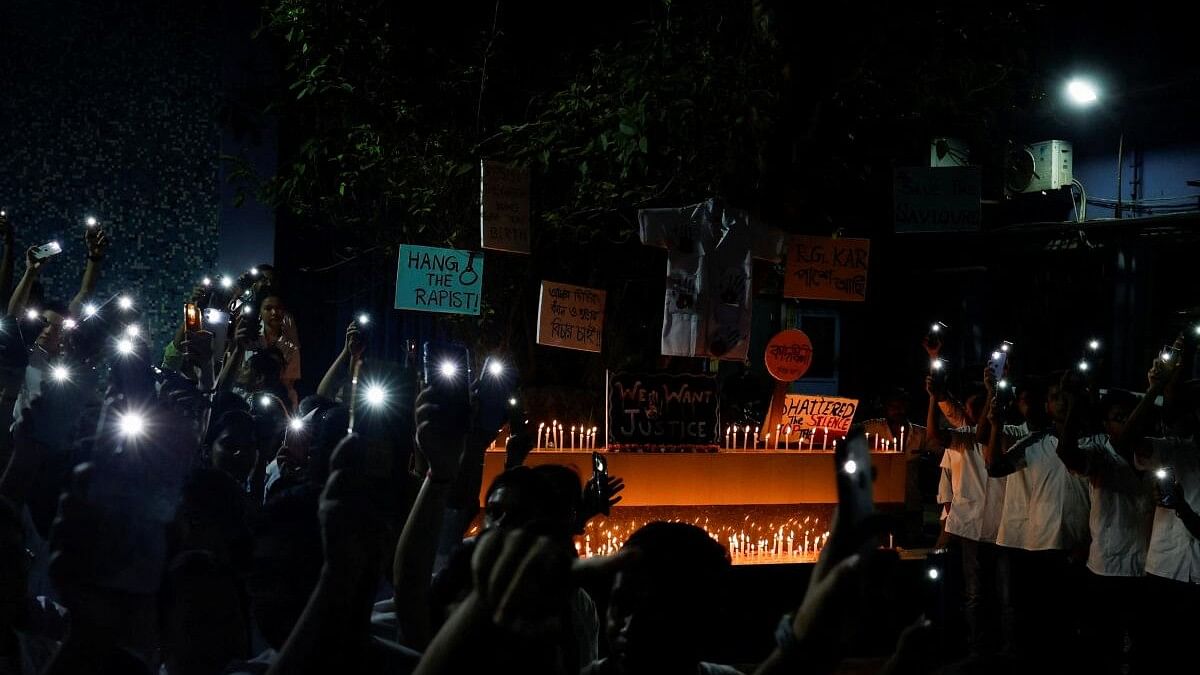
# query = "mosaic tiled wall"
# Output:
<box><xmin>0</xmin><ymin>1</ymin><xmax>223</xmax><ymax>350</ymax></box>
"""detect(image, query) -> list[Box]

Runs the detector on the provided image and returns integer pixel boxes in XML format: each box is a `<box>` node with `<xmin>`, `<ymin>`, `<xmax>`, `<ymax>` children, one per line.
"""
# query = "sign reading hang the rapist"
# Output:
<box><xmin>536</xmin><ymin>281</ymin><xmax>606</xmax><ymax>353</ymax></box>
<box><xmin>394</xmin><ymin>245</ymin><xmax>484</xmax><ymax>315</ymax></box>
<box><xmin>606</xmin><ymin>372</ymin><xmax>720</xmax><ymax>451</ymax></box>
<box><xmin>783</xmin><ymin>236</ymin><xmax>869</xmax><ymax>302</ymax></box>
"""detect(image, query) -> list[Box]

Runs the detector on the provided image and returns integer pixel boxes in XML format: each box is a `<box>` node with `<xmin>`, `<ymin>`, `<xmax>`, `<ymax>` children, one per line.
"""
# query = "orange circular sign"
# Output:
<box><xmin>764</xmin><ymin>329</ymin><xmax>814</xmax><ymax>382</ymax></box>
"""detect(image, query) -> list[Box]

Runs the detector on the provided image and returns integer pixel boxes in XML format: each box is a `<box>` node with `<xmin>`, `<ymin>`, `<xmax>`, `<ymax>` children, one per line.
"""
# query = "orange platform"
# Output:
<box><xmin>481</xmin><ymin>450</ymin><xmax>908</xmax><ymax>505</ymax></box>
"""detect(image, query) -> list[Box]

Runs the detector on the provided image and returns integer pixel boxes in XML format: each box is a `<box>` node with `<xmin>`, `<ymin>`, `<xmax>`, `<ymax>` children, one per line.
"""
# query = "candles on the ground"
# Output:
<box><xmin>538</xmin><ymin>422</ymin><xmax>545</xmax><ymax>449</ymax></box>
<box><xmin>899</xmin><ymin>426</ymin><xmax>906</xmax><ymax>453</ymax></box>
<box><xmin>754</xmin><ymin>426</ymin><xmax>760</xmax><ymax>448</ymax></box>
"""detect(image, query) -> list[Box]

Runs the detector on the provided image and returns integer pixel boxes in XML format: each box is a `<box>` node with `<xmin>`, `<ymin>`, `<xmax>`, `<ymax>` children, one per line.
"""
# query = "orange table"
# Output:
<box><xmin>481</xmin><ymin>450</ymin><xmax>907</xmax><ymax>505</ymax></box>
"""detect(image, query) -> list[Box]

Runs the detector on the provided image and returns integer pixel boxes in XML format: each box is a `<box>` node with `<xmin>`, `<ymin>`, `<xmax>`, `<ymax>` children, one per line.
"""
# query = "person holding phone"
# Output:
<box><xmin>1054</xmin><ymin>383</ymin><xmax>1153</xmax><ymax>673</ymax></box>
<box><xmin>1126</xmin><ymin>344</ymin><xmax>1200</xmax><ymax>673</ymax></box>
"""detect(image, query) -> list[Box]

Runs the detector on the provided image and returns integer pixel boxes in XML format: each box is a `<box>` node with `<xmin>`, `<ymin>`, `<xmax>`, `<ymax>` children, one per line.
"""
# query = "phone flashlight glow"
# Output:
<box><xmin>365</xmin><ymin>384</ymin><xmax>387</xmax><ymax>407</ymax></box>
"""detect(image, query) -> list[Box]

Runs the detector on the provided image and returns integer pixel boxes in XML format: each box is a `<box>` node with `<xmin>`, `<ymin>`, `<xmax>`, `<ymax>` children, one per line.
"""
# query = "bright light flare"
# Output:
<box><xmin>118</xmin><ymin>412</ymin><xmax>146</xmax><ymax>438</ymax></box>
<box><xmin>843</xmin><ymin>460</ymin><xmax>858</xmax><ymax>475</ymax></box>
<box><xmin>1088</xmin><ymin>339</ymin><xmax>1101</xmax><ymax>351</ymax></box>
<box><xmin>125</xmin><ymin>324</ymin><xmax>140</xmax><ymax>338</ymax></box>
<box><xmin>487</xmin><ymin>360</ymin><xmax>504</xmax><ymax>377</ymax></box>
<box><xmin>357</xmin><ymin>313</ymin><xmax>370</xmax><ymax>326</ymax></box>
<box><xmin>1155</xmin><ymin>468</ymin><xmax>1169</xmax><ymax>480</ymax></box>
<box><xmin>25</xmin><ymin>309</ymin><xmax>39</xmax><ymax>321</ymax></box>
<box><xmin>1066</xmin><ymin>78</ymin><xmax>1099</xmax><ymax>106</ymax></box>
<box><xmin>220</xmin><ymin>276</ymin><xmax>233</xmax><ymax>290</ymax></box>
<box><xmin>85</xmin><ymin>216</ymin><xmax>98</xmax><ymax>227</ymax></box>
<box><xmin>927</xmin><ymin>567</ymin><xmax>941</xmax><ymax>581</ymax></box>
<box><xmin>439</xmin><ymin>361</ymin><xmax>458</xmax><ymax>379</ymax></box>
<box><xmin>116</xmin><ymin>338</ymin><xmax>135</xmax><ymax>355</ymax></box>
<box><xmin>117</xmin><ymin>296</ymin><xmax>133</xmax><ymax>311</ymax></box>
<box><xmin>289</xmin><ymin>418</ymin><xmax>305</xmax><ymax>431</ymax></box>
<box><xmin>51</xmin><ymin>365</ymin><xmax>70</xmax><ymax>383</ymax></box>
<box><xmin>83</xmin><ymin>304</ymin><xmax>98</xmax><ymax>318</ymax></box>
<box><xmin>365</xmin><ymin>384</ymin><xmax>387</xmax><ymax>407</ymax></box>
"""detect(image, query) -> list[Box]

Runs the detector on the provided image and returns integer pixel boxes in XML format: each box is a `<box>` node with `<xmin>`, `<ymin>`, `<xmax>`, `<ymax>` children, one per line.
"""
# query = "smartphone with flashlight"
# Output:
<box><xmin>31</xmin><ymin>241</ymin><xmax>63</xmax><ymax>260</ymax></box>
<box><xmin>478</xmin><ymin>355</ymin><xmax>516</xmax><ymax>435</ymax></box>
<box><xmin>1156</xmin><ymin>466</ymin><xmax>1179</xmax><ymax>508</ymax></box>
<box><xmin>987</xmin><ymin>342</ymin><xmax>1011</xmax><ymax>382</ymax></box>
<box><xmin>831</xmin><ymin>429</ymin><xmax>876</xmax><ymax>560</ymax></box>
<box><xmin>591</xmin><ymin>451</ymin><xmax>611</xmax><ymax>515</ymax></box>
<box><xmin>184</xmin><ymin>303</ymin><xmax>202</xmax><ymax>333</ymax></box>
<box><xmin>1160</xmin><ymin>344</ymin><xmax>1182</xmax><ymax>364</ymax></box>
<box><xmin>422</xmin><ymin>341</ymin><xmax>472</xmax><ymax>416</ymax></box>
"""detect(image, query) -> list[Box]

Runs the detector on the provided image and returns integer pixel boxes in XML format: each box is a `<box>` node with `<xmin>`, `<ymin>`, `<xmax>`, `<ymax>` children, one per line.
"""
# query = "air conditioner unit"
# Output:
<box><xmin>1006</xmin><ymin>140</ymin><xmax>1073</xmax><ymax>193</ymax></box>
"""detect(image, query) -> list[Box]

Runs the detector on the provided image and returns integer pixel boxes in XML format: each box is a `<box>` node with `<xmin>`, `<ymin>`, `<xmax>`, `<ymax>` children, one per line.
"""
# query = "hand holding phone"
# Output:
<box><xmin>1156</xmin><ymin>467</ymin><xmax>1181</xmax><ymax>509</ymax></box>
<box><xmin>422</xmin><ymin>341</ymin><xmax>471</xmax><ymax>419</ymax></box>
<box><xmin>30</xmin><ymin>241</ymin><xmax>62</xmax><ymax>261</ymax></box>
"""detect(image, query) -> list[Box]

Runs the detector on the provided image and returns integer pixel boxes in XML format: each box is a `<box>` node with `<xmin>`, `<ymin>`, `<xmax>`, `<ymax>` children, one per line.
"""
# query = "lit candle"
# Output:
<box><xmin>558</xmin><ymin>423</ymin><xmax>564</xmax><ymax>449</ymax></box>
<box><xmin>899</xmin><ymin>426</ymin><xmax>906</xmax><ymax>453</ymax></box>
<box><xmin>743</xmin><ymin>425</ymin><xmax>751</xmax><ymax>450</ymax></box>
<box><xmin>725</xmin><ymin>426</ymin><xmax>731</xmax><ymax>449</ymax></box>
<box><xmin>833</xmin><ymin>439</ymin><xmax>838</xmax><ymax>452</ymax></box>
<box><xmin>754</xmin><ymin>426</ymin><xmax>760</xmax><ymax>448</ymax></box>
<box><xmin>774</xmin><ymin>424</ymin><xmax>781</xmax><ymax>450</ymax></box>
<box><xmin>537</xmin><ymin>422</ymin><xmax>545</xmax><ymax>449</ymax></box>
<box><xmin>784</xmin><ymin>425</ymin><xmax>791</xmax><ymax>449</ymax></box>
<box><xmin>571</xmin><ymin>425</ymin><xmax>576</xmax><ymax>450</ymax></box>
<box><xmin>822</xmin><ymin>427</ymin><xmax>829</xmax><ymax>450</ymax></box>
<box><xmin>551</xmin><ymin>420</ymin><xmax>558</xmax><ymax>448</ymax></box>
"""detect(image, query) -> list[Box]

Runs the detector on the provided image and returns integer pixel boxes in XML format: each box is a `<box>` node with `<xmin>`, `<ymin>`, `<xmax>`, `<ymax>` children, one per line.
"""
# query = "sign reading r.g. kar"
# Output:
<box><xmin>606</xmin><ymin>372</ymin><xmax>719</xmax><ymax>452</ymax></box>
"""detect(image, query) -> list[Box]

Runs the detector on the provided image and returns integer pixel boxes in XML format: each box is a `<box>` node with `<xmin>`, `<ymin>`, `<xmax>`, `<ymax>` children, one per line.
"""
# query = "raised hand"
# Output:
<box><xmin>343</xmin><ymin>322</ymin><xmax>364</xmax><ymax>359</ymax></box>
<box><xmin>85</xmin><ymin>226</ymin><xmax>109</xmax><ymax>261</ymax></box>
<box><xmin>24</xmin><ymin>245</ymin><xmax>46</xmax><ymax>272</ymax></box>
<box><xmin>579</xmin><ymin>474</ymin><xmax>624</xmax><ymax>526</ymax></box>
<box><xmin>921</xmin><ymin>335</ymin><xmax>941</xmax><ymax>359</ymax></box>
<box><xmin>415</xmin><ymin>385</ymin><xmax>467</xmax><ymax>483</ymax></box>
<box><xmin>469</xmin><ymin>527</ymin><xmax>574</xmax><ymax>637</ymax></box>
<box><xmin>320</xmin><ymin>434</ymin><xmax>382</xmax><ymax>584</ymax></box>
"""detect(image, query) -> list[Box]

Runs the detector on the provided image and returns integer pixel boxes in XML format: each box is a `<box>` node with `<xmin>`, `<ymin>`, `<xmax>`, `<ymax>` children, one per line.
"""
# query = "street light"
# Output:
<box><xmin>1066</xmin><ymin>78</ymin><xmax>1099</xmax><ymax>106</ymax></box>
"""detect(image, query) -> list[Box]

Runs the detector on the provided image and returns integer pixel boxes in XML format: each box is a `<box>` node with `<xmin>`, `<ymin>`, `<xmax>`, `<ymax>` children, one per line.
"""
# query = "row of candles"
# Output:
<box><xmin>536</xmin><ymin>421</ymin><xmax>598</xmax><ymax>450</ymax></box>
<box><xmin>723</xmin><ymin>425</ymin><xmax>909</xmax><ymax>452</ymax></box>
<box><xmin>578</xmin><ymin>514</ymin><xmax>834</xmax><ymax>564</ymax></box>
<box><xmin>467</xmin><ymin>506</ymin><xmax>900</xmax><ymax>565</ymax></box>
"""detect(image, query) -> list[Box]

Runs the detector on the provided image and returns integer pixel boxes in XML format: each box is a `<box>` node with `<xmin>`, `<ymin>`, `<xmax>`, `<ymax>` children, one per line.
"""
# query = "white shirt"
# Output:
<box><xmin>940</xmin><ymin>426</ymin><xmax>1006</xmax><ymax>543</ymax></box>
<box><xmin>1078</xmin><ymin>435</ymin><xmax>1153</xmax><ymax>577</ymax></box>
<box><xmin>1137</xmin><ymin>437</ymin><xmax>1200</xmax><ymax>583</ymax></box>
<box><xmin>994</xmin><ymin>428</ymin><xmax>1091</xmax><ymax>551</ymax></box>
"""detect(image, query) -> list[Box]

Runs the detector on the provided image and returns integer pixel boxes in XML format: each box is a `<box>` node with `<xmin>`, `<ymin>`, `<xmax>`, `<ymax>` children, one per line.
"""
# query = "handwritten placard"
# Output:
<box><xmin>783</xmin><ymin>236</ymin><xmax>869</xmax><ymax>302</ymax></box>
<box><xmin>480</xmin><ymin>160</ymin><xmax>531</xmax><ymax>253</ymax></box>
<box><xmin>394</xmin><ymin>245</ymin><xmax>484</xmax><ymax>315</ymax></box>
<box><xmin>607</xmin><ymin>372</ymin><xmax>720</xmax><ymax>451</ymax></box>
<box><xmin>764</xmin><ymin>329</ymin><xmax>813</xmax><ymax>382</ymax></box>
<box><xmin>780</xmin><ymin>394</ymin><xmax>859</xmax><ymax>434</ymax></box>
<box><xmin>537</xmin><ymin>281</ymin><xmax>606</xmax><ymax>353</ymax></box>
<box><xmin>893</xmin><ymin>167</ymin><xmax>981</xmax><ymax>233</ymax></box>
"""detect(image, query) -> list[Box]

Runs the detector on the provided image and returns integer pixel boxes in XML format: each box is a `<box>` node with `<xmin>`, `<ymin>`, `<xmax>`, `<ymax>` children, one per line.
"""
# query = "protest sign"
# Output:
<box><xmin>607</xmin><ymin>372</ymin><xmax>720</xmax><ymax>451</ymax></box>
<box><xmin>779</xmin><ymin>394</ymin><xmax>858</xmax><ymax>434</ymax></box>
<box><xmin>480</xmin><ymin>160</ymin><xmax>531</xmax><ymax>253</ymax></box>
<box><xmin>537</xmin><ymin>281</ymin><xmax>606</xmax><ymax>352</ymax></box>
<box><xmin>764</xmin><ymin>329</ymin><xmax>814</xmax><ymax>382</ymax></box>
<box><xmin>394</xmin><ymin>245</ymin><xmax>484</xmax><ymax>315</ymax></box>
<box><xmin>783</xmin><ymin>236</ymin><xmax>869</xmax><ymax>302</ymax></box>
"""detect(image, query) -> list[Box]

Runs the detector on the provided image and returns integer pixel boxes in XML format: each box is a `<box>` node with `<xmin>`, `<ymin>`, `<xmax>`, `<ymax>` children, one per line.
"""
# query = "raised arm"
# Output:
<box><xmin>8</xmin><ymin>245</ymin><xmax>45</xmax><ymax>317</ymax></box>
<box><xmin>68</xmin><ymin>226</ymin><xmax>108</xmax><ymax>317</ymax></box>
<box><xmin>1117</xmin><ymin>354</ymin><xmax>1175</xmax><ymax>465</ymax></box>
<box><xmin>984</xmin><ymin>396</ymin><xmax>1027</xmax><ymax>478</ymax></box>
<box><xmin>316</xmin><ymin>322</ymin><xmax>362</xmax><ymax>401</ymax></box>
<box><xmin>924</xmin><ymin>376</ymin><xmax>946</xmax><ymax>452</ymax></box>
<box><xmin>267</xmin><ymin>435</ymin><xmax>383</xmax><ymax>675</ymax></box>
<box><xmin>392</xmin><ymin>385</ymin><xmax>465</xmax><ymax>648</ymax></box>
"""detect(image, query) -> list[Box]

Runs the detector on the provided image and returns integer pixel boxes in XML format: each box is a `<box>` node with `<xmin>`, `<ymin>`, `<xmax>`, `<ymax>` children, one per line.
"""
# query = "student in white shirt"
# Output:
<box><xmin>926</xmin><ymin>375</ymin><xmax>1004</xmax><ymax>656</ymax></box>
<box><xmin>1055</xmin><ymin>386</ymin><xmax>1152</xmax><ymax>674</ymax></box>
<box><xmin>1126</xmin><ymin>345</ymin><xmax>1200</xmax><ymax>673</ymax></box>
<box><xmin>985</xmin><ymin>374</ymin><xmax>1090</xmax><ymax>664</ymax></box>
